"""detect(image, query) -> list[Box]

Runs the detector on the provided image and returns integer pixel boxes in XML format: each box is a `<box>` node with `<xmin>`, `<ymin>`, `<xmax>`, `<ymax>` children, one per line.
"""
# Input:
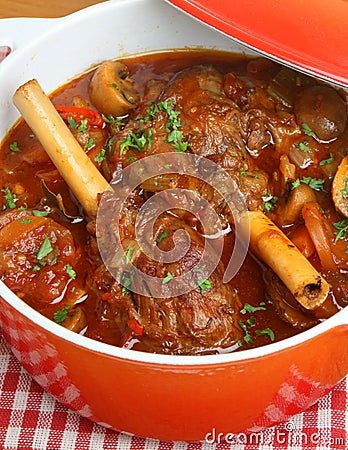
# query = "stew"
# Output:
<box><xmin>0</xmin><ymin>50</ymin><xmax>347</xmax><ymax>355</ymax></box>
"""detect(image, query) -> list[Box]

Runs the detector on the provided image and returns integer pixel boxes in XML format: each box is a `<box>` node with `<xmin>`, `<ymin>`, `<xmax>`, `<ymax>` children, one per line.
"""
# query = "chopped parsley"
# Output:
<box><xmin>36</xmin><ymin>235</ymin><xmax>54</xmax><ymax>261</ymax></box>
<box><xmin>238</xmin><ymin>320</ymin><xmax>254</xmax><ymax>346</ymax></box>
<box><xmin>95</xmin><ymin>147</ymin><xmax>106</xmax><ymax>163</ymax></box>
<box><xmin>333</xmin><ymin>219</ymin><xmax>348</xmax><ymax>243</ymax></box>
<box><xmin>319</xmin><ymin>153</ymin><xmax>334</xmax><ymax>166</ymax></box>
<box><xmin>66</xmin><ymin>264</ymin><xmax>76</xmax><ymax>279</ymax></box>
<box><xmin>120</xmin><ymin>129</ymin><xmax>151</xmax><ymax>155</ymax></box>
<box><xmin>240</xmin><ymin>302</ymin><xmax>267</xmax><ymax>314</ymax></box>
<box><xmin>122</xmin><ymin>270</ymin><xmax>135</xmax><ymax>294</ymax></box>
<box><xmin>157</xmin><ymin>231</ymin><xmax>168</xmax><ymax>243</ymax></box>
<box><xmin>162</xmin><ymin>272</ymin><xmax>173</xmax><ymax>284</ymax></box>
<box><xmin>341</xmin><ymin>180</ymin><xmax>348</xmax><ymax>198</ymax></box>
<box><xmin>32</xmin><ymin>209</ymin><xmax>50</xmax><ymax>217</ymax></box>
<box><xmin>67</xmin><ymin>116</ymin><xmax>77</xmax><ymax>129</ymax></box>
<box><xmin>84</xmin><ymin>137</ymin><xmax>96</xmax><ymax>149</ymax></box>
<box><xmin>53</xmin><ymin>306</ymin><xmax>71</xmax><ymax>324</ymax></box>
<box><xmin>144</xmin><ymin>100</ymin><xmax>190</xmax><ymax>153</ymax></box>
<box><xmin>125</xmin><ymin>245</ymin><xmax>135</xmax><ymax>264</ymax></box>
<box><xmin>262</xmin><ymin>192</ymin><xmax>278</xmax><ymax>212</ymax></box>
<box><xmin>96</xmin><ymin>137</ymin><xmax>114</xmax><ymax>163</ymax></box>
<box><xmin>297</xmin><ymin>141</ymin><xmax>310</xmax><ymax>152</ymax></box>
<box><xmin>18</xmin><ymin>218</ymin><xmax>33</xmax><ymax>224</ymax></box>
<box><xmin>9</xmin><ymin>142</ymin><xmax>21</xmax><ymax>152</ymax></box>
<box><xmin>68</xmin><ymin>117</ymin><xmax>89</xmax><ymax>133</ymax></box>
<box><xmin>2</xmin><ymin>187</ymin><xmax>17</xmax><ymax>210</ymax></box>
<box><xmin>302</xmin><ymin>122</ymin><xmax>317</xmax><ymax>139</ymax></box>
<box><xmin>198</xmin><ymin>279</ymin><xmax>212</xmax><ymax>295</ymax></box>
<box><xmin>101</xmin><ymin>114</ymin><xmax>125</xmax><ymax>127</ymax></box>
<box><xmin>77</xmin><ymin>119</ymin><xmax>89</xmax><ymax>133</ymax></box>
<box><xmin>255</xmin><ymin>328</ymin><xmax>275</xmax><ymax>342</ymax></box>
<box><xmin>109</xmin><ymin>82</ymin><xmax>120</xmax><ymax>90</ymax></box>
<box><xmin>240</xmin><ymin>169</ymin><xmax>258</xmax><ymax>179</ymax></box>
<box><xmin>291</xmin><ymin>176</ymin><xmax>326</xmax><ymax>191</ymax></box>
<box><xmin>238</xmin><ymin>301</ymin><xmax>274</xmax><ymax>347</ymax></box>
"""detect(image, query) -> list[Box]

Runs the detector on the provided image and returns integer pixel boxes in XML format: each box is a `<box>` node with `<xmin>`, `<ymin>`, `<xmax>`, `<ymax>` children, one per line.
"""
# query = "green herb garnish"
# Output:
<box><xmin>9</xmin><ymin>142</ymin><xmax>21</xmax><ymax>152</ymax></box>
<box><xmin>66</xmin><ymin>264</ymin><xmax>76</xmax><ymax>280</ymax></box>
<box><xmin>302</xmin><ymin>122</ymin><xmax>317</xmax><ymax>139</ymax></box>
<box><xmin>333</xmin><ymin>219</ymin><xmax>348</xmax><ymax>243</ymax></box>
<box><xmin>101</xmin><ymin>114</ymin><xmax>125</xmax><ymax>127</ymax></box>
<box><xmin>125</xmin><ymin>245</ymin><xmax>135</xmax><ymax>264</ymax></box>
<box><xmin>297</xmin><ymin>141</ymin><xmax>310</xmax><ymax>152</ymax></box>
<box><xmin>198</xmin><ymin>279</ymin><xmax>212</xmax><ymax>295</ymax></box>
<box><xmin>292</xmin><ymin>177</ymin><xmax>326</xmax><ymax>191</ymax></box>
<box><xmin>262</xmin><ymin>192</ymin><xmax>278</xmax><ymax>212</ymax></box>
<box><xmin>2</xmin><ymin>187</ymin><xmax>17</xmax><ymax>210</ymax></box>
<box><xmin>341</xmin><ymin>180</ymin><xmax>348</xmax><ymax>198</ymax></box>
<box><xmin>120</xmin><ymin>130</ymin><xmax>150</xmax><ymax>155</ymax></box>
<box><xmin>144</xmin><ymin>100</ymin><xmax>190</xmax><ymax>153</ymax></box>
<box><xmin>36</xmin><ymin>235</ymin><xmax>53</xmax><ymax>261</ymax></box>
<box><xmin>238</xmin><ymin>321</ymin><xmax>254</xmax><ymax>346</ymax></box>
<box><xmin>162</xmin><ymin>272</ymin><xmax>174</xmax><ymax>284</ymax></box>
<box><xmin>122</xmin><ymin>270</ymin><xmax>135</xmax><ymax>294</ymax></box>
<box><xmin>255</xmin><ymin>327</ymin><xmax>275</xmax><ymax>342</ymax></box>
<box><xmin>84</xmin><ymin>137</ymin><xmax>96</xmax><ymax>149</ymax></box>
<box><xmin>32</xmin><ymin>209</ymin><xmax>50</xmax><ymax>217</ymax></box>
<box><xmin>319</xmin><ymin>153</ymin><xmax>334</xmax><ymax>166</ymax></box>
<box><xmin>240</xmin><ymin>302</ymin><xmax>267</xmax><ymax>314</ymax></box>
<box><xmin>95</xmin><ymin>147</ymin><xmax>106</xmax><ymax>163</ymax></box>
<box><xmin>53</xmin><ymin>306</ymin><xmax>71</xmax><ymax>324</ymax></box>
<box><xmin>157</xmin><ymin>231</ymin><xmax>168</xmax><ymax>243</ymax></box>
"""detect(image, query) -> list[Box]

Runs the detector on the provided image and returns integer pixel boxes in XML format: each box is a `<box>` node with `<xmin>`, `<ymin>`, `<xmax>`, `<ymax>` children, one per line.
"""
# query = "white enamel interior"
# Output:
<box><xmin>0</xmin><ymin>0</ymin><xmax>347</xmax><ymax>366</ymax></box>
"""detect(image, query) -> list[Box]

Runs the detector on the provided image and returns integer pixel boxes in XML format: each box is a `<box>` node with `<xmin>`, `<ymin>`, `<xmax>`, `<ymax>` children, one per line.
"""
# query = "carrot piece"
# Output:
<box><xmin>302</xmin><ymin>202</ymin><xmax>336</xmax><ymax>271</ymax></box>
<box><xmin>127</xmin><ymin>318</ymin><xmax>144</xmax><ymax>336</ymax></box>
<box><xmin>289</xmin><ymin>224</ymin><xmax>316</xmax><ymax>259</ymax></box>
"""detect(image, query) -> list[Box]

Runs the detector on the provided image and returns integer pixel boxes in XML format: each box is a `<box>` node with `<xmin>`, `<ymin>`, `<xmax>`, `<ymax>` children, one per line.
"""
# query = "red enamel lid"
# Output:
<box><xmin>167</xmin><ymin>0</ymin><xmax>348</xmax><ymax>86</ymax></box>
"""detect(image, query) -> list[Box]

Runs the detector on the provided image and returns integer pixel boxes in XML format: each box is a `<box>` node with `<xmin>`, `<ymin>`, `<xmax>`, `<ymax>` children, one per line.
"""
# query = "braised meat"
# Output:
<box><xmin>2</xmin><ymin>50</ymin><xmax>348</xmax><ymax>355</ymax></box>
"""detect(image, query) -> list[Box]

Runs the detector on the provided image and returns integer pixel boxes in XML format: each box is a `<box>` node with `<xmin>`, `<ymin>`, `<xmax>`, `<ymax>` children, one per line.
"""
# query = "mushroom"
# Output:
<box><xmin>60</xmin><ymin>307</ymin><xmax>87</xmax><ymax>333</ymax></box>
<box><xmin>89</xmin><ymin>60</ymin><xmax>140</xmax><ymax>117</ymax></box>
<box><xmin>294</xmin><ymin>85</ymin><xmax>347</xmax><ymax>141</ymax></box>
<box><xmin>332</xmin><ymin>155</ymin><xmax>348</xmax><ymax>218</ymax></box>
<box><xmin>274</xmin><ymin>183</ymin><xmax>317</xmax><ymax>226</ymax></box>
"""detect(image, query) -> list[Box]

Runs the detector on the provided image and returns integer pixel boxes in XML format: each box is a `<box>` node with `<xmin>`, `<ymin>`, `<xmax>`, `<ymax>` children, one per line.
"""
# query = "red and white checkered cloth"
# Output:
<box><xmin>0</xmin><ymin>335</ymin><xmax>346</xmax><ymax>450</ymax></box>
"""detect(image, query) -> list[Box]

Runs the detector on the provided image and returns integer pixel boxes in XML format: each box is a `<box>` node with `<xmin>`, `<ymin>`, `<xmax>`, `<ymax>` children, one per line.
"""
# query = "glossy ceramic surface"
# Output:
<box><xmin>0</xmin><ymin>0</ymin><xmax>347</xmax><ymax>441</ymax></box>
<box><xmin>167</xmin><ymin>0</ymin><xmax>348</xmax><ymax>86</ymax></box>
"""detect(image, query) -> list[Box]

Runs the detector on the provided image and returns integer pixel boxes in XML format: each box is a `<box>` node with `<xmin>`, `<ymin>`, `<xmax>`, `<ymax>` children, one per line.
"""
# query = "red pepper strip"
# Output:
<box><xmin>55</xmin><ymin>105</ymin><xmax>104</xmax><ymax>128</ymax></box>
<box><xmin>127</xmin><ymin>318</ymin><xmax>144</xmax><ymax>336</ymax></box>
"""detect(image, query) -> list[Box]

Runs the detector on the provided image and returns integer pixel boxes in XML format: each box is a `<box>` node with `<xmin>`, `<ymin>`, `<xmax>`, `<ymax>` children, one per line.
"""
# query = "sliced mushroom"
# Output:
<box><xmin>294</xmin><ymin>85</ymin><xmax>347</xmax><ymax>141</ymax></box>
<box><xmin>332</xmin><ymin>155</ymin><xmax>348</xmax><ymax>218</ymax></box>
<box><xmin>275</xmin><ymin>183</ymin><xmax>317</xmax><ymax>226</ymax></box>
<box><xmin>89</xmin><ymin>60</ymin><xmax>140</xmax><ymax>117</ymax></box>
<box><xmin>60</xmin><ymin>307</ymin><xmax>87</xmax><ymax>333</ymax></box>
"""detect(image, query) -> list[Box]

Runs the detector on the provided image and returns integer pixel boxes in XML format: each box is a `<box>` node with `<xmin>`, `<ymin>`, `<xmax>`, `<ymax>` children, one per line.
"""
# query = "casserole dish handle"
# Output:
<box><xmin>0</xmin><ymin>18</ymin><xmax>58</xmax><ymax>60</ymax></box>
